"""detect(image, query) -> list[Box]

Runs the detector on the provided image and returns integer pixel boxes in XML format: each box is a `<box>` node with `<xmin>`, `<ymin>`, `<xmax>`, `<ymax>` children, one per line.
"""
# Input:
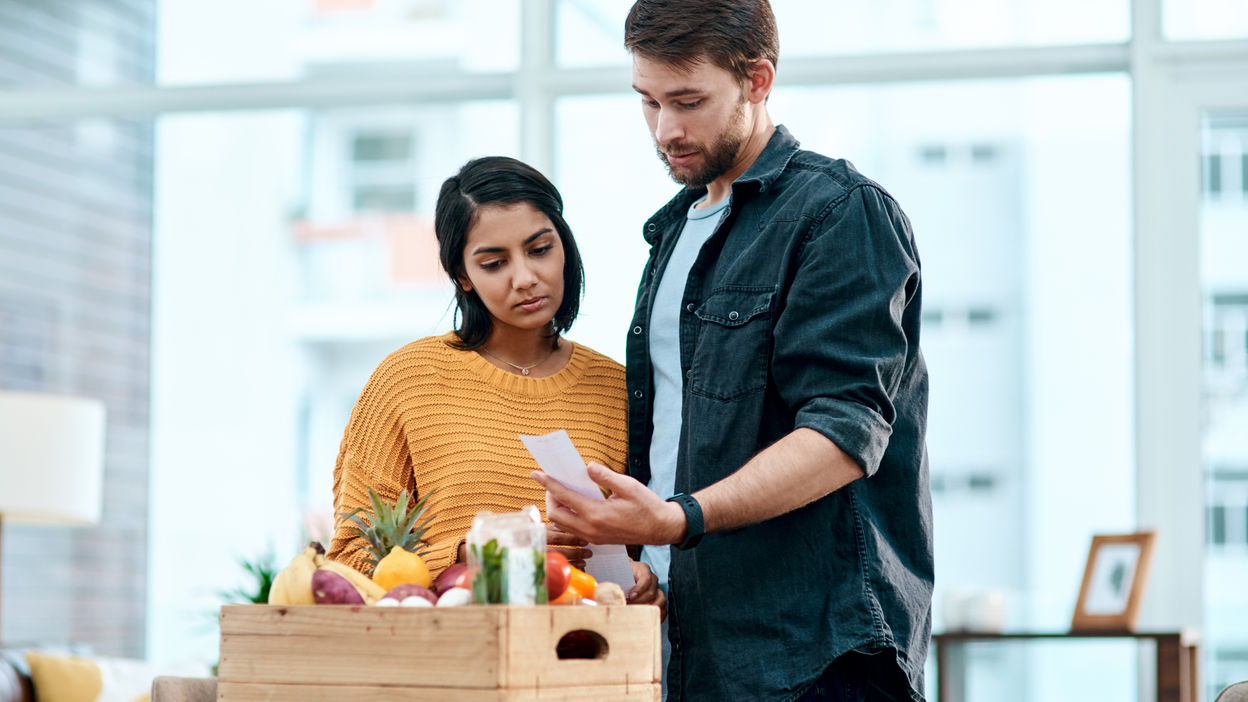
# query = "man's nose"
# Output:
<box><xmin>654</xmin><ymin>107</ymin><xmax>684</xmax><ymax>146</ymax></box>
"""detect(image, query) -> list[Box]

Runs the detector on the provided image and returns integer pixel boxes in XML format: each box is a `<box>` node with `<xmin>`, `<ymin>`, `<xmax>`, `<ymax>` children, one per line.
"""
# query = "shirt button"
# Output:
<box><xmin>634</xmin><ymin>390</ymin><xmax>644</xmax><ymax>398</ymax></box>
<box><xmin>632</xmin><ymin>325</ymin><xmax>643</xmax><ymax>335</ymax></box>
<box><xmin>646</xmin><ymin>222</ymin><xmax>657</xmax><ymax>232</ymax></box>
<box><xmin>686</xmin><ymin>303</ymin><xmax>695</xmax><ymax>312</ymax></box>
<box><xmin>685</xmin><ymin>369</ymin><xmax>692</xmax><ymax>379</ymax></box>
<box><xmin>728</xmin><ymin>310</ymin><xmax>740</xmax><ymax>321</ymax></box>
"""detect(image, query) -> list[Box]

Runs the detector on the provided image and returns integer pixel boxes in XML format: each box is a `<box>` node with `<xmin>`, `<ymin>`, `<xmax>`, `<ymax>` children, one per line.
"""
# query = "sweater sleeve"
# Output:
<box><xmin>327</xmin><ymin>360</ymin><xmax>417</xmax><ymax>575</ymax></box>
<box><xmin>421</xmin><ymin>534</ymin><xmax>464</xmax><ymax>577</ymax></box>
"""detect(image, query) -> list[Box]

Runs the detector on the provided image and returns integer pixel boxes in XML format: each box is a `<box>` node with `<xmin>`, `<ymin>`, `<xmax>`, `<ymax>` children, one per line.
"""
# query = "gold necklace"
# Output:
<box><xmin>479</xmin><ymin>345</ymin><xmax>556</xmax><ymax>376</ymax></box>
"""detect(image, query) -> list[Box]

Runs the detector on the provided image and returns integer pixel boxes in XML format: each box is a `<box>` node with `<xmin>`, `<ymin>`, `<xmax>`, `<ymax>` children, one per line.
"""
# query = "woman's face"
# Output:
<box><xmin>458</xmin><ymin>202</ymin><xmax>566</xmax><ymax>337</ymax></box>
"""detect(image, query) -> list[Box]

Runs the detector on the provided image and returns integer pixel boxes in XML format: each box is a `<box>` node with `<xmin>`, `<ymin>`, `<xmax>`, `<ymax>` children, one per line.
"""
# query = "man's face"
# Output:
<box><xmin>632</xmin><ymin>55</ymin><xmax>750</xmax><ymax>188</ymax></box>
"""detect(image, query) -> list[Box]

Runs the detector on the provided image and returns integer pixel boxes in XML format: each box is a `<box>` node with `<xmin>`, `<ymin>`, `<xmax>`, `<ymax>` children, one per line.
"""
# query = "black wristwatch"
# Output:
<box><xmin>666</xmin><ymin>492</ymin><xmax>705</xmax><ymax>550</ymax></box>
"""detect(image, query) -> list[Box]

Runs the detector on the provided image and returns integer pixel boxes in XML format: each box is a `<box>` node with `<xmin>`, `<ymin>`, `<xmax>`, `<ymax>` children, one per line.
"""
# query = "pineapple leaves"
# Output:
<box><xmin>338</xmin><ymin>486</ymin><xmax>437</xmax><ymax>565</ymax></box>
<box><xmin>367</xmin><ymin>489</ymin><xmax>389</xmax><ymax>530</ymax></box>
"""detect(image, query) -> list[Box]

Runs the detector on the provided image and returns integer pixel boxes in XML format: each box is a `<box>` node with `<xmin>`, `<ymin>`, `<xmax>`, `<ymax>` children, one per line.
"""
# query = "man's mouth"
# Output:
<box><xmin>665</xmin><ymin>150</ymin><xmax>698</xmax><ymax>166</ymax></box>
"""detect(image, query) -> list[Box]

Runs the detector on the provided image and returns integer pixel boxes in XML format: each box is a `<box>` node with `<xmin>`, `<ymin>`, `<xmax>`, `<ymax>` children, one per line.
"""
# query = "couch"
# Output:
<box><xmin>0</xmin><ymin>654</ymin><xmax>32</xmax><ymax>702</ymax></box>
<box><xmin>1219</xmin><ymin>682</ymin><xmax>1248</xmax><ymax>702</ymax></box>
<box><xmin>0</xmin><ymin>647</ymin><xmax>215</xmax><ymax>702</ymax></box>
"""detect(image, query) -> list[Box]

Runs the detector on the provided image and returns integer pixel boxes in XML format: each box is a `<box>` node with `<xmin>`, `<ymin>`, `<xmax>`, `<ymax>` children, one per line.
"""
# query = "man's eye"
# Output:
<box><xmin>643</xmin><ymin>98</ymin><xmax>659</xmax><ymax>108</ymax></box>
<box><xmin>679</xmin><ymin>100</ymin><xmax>702</xmax><ymax>109</ymax></box>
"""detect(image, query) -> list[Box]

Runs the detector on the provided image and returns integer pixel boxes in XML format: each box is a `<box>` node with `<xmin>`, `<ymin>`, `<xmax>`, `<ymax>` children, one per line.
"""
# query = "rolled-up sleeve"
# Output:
<box><xmin>772</xmin><ymin>185</ymin><xmax>920</xmax><ymax>477</ymax></box>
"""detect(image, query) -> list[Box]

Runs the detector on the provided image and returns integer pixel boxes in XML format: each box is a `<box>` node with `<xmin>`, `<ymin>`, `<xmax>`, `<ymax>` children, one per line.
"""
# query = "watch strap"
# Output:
<box><xmin>666</xmin><ymin>492</ymin><xmax>705</xmax><ymax>550</ymax></box>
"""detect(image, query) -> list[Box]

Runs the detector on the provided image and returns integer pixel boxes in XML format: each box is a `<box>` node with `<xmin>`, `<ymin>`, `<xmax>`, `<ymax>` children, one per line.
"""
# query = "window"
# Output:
<box><xmin>1206</xmin><ymin>294</ymin><xmax>1248</xmax><ymax>389</ymax></box>
<box><xmin>1204</xmin><ymin>117</ymin><xmax>1248</xmax><ymax>201</ymax></box>
<box><xmin>158</xmin><ymin>0</ymin><xmax>519</xmax><ymax>85</ymax></box>
<box><xmin>561</xmin><ymin>74</ymin><xmax>1134</xmax><ymax>697</ymax></box>
<box><xmin>349</xmin><ymin>131</ymin><xmax>416</xmax><ymax>213</ymax></box>
<box><xmin>1207</xmin><ymin>472</ymin><xmax>1248</xmax><ymax>548</ymax></box>
<box><xmin>555</xmin><ymin>0</ymin><xmax>1129</xmax><ymax>67</ymax></box>
<box><xmin>148</xmin><ymin>103</ymin><xmax>517</xmax><ymax>661</ymax></box>
<box><xmin>1165</xmin><ymin>0</ymin><xmax>1248</xmax><ymax>40</ymax></box>
<box><xmin>1202</xmin><ymin>108</ymin><xmax>1248</xmax><ymax>702</ymax></box>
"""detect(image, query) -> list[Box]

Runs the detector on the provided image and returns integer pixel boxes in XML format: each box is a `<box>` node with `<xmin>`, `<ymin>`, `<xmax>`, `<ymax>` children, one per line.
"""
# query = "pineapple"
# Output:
<box><xmin>339</xmin><ymin>486</ymin><xmax>435</xmax><ymax>575</ymax></box>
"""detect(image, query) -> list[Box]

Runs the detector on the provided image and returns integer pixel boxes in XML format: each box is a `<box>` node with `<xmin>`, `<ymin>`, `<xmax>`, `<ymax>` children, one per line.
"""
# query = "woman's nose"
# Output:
<box><xmin>513</xmin><ymin>261</ymin><xmax>539</xmax><ymax>289</ymax></box>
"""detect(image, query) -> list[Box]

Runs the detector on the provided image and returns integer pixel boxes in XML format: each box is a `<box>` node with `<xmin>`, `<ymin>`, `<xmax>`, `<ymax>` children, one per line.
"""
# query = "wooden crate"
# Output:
<box><xmin>217</xmin><ymin>604</ymin><xmax>661</xmax><ymax>701</ymax></box>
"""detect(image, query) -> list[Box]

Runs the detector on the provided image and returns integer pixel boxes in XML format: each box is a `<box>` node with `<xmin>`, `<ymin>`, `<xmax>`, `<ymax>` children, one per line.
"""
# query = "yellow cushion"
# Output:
<box><xmin>24</xmin><ymin>651</ymin><xmax>102</xmax><ymax>702</ymax></box>
<box><xmin>24</xmin><ymin>650</ymin><xmax>209</xmax><ymax>702</ymax></box>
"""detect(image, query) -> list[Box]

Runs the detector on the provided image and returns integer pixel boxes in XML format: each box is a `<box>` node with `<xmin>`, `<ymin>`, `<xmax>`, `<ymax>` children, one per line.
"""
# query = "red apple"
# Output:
<box><xmin>434</xmin><ymin>562</ymin><xmax>473</xmax><ymax>596</ymax></box>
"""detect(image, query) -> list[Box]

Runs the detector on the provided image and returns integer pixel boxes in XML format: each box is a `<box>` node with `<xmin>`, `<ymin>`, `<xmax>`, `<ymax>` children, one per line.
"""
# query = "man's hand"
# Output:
<box><xmin>532</xmin><ymin>463</ymin><xmax>686</xmax><ymax>546</ymax></box>
<box><xmin>546</xmin><ymin>523</ymin><xmax>592</xmax><ymax>571</ymax></box>
<box><xmin>627</xmin><ymin>560</ymin><xmax>666</xmax><ymax>619</ymax></box>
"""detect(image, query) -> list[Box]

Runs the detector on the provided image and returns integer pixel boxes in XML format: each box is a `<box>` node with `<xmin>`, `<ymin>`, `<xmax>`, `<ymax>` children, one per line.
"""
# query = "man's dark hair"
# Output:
<box><xmin>434</xmin><ymin>156</ymin><xmax>584</xmax><ymax>350</ymax></box>
<box><xmin>624</xmin><ymin>0</ymin><xmax>779</xmax><ymax>82</ymax></box>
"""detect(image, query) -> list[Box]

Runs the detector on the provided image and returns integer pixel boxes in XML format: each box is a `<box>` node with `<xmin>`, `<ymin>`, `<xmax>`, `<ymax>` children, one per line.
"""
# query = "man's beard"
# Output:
<box><xmin>656</xmin><ymin>102</ymin><xmax>747</xmax><ymax>188</ymax></box>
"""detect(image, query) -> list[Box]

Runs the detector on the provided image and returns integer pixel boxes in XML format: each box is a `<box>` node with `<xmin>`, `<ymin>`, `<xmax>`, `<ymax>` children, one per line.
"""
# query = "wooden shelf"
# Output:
<box><xmin>932</xmin><ymin>630</ymin><xmax>1200</xmax><ymax>702</ymax></box>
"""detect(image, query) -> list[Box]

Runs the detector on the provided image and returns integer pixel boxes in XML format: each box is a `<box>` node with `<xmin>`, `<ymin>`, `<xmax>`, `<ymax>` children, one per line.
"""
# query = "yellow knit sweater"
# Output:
<box><xmin>328</xmin><ymin>331</ymin><xmax>628</xmax><ymax>578</ymax></box>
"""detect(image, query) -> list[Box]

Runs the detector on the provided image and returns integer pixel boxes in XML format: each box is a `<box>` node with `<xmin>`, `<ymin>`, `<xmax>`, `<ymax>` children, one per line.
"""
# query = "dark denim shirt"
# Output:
<box><xmin>625</xmin><ymin>126</ymin><xmax>933</xmax><ymax>701</ymax></box>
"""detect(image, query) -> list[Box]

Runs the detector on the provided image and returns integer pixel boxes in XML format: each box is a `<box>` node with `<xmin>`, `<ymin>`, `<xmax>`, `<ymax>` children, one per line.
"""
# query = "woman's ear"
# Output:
<box><xmin>457</xmin><ymin>276</ymin><xmax>473</xmax><ymax>293</ymax></box>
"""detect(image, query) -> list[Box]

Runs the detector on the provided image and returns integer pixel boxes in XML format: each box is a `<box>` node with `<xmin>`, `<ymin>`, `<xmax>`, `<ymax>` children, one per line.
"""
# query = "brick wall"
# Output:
<box><xmin>0</xmin><ymin>0</ymin><xmax>154</xmax><ymax>657</ymax></box>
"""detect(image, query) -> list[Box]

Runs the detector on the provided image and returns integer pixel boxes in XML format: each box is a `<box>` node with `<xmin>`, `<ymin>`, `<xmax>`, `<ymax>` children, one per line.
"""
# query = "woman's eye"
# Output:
<box><xmin>480</xmin><ymin>260</ymin><xmax>503</xmax><ymax>271</ymax></box>
<box><xmin>530</xmin><ymin>245</ymin><xmax>553</xmax><ymax>256</ymax></box>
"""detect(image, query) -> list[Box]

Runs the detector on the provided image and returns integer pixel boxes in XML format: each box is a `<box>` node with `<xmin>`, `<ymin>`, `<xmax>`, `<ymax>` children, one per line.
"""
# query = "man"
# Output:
<box><xmin>532</xmin><ymin>1</ymin><xmax>932</xmax><ymax>699</ymax></box>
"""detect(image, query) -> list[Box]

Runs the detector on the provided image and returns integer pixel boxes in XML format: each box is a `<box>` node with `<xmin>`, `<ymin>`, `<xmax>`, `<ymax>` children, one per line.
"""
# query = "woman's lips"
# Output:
<box><xmin>516</xmin><ymin>297</ymin><xmax>546</xmax><ymax>312</ymax></box>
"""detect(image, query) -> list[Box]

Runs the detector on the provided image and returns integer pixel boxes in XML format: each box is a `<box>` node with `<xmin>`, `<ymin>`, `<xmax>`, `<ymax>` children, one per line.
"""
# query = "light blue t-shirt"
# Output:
<box><xmin>641</xmin><ymin>195</ymin><xmax>730</xmax><ymax>589</ymax></box>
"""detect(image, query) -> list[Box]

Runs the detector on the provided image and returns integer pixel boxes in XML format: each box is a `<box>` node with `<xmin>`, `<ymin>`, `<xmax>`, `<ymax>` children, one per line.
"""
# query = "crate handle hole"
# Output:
<box><xmin>556</xmin><ymin>630</ymin><xmax>609</xmax><ymax>660</ymax></box>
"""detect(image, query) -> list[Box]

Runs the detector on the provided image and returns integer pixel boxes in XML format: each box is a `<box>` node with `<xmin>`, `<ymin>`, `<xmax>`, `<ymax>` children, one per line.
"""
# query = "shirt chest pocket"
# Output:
<box><xmin>690</xmin><ymin>286</ymin><xmax>775</xmax><ymax>401</ymax></box>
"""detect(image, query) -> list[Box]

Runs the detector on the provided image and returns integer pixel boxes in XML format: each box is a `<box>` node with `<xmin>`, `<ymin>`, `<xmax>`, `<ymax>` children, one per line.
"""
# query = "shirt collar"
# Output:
<box><xmin>642</xmin><ymin>124</ymin><xmax>801</xmax><ymax>245</ymax></box>
<box><xmin>734</xmin><ymin>124</ymin><xmax>800</xmax><ymax>192</ymax></box>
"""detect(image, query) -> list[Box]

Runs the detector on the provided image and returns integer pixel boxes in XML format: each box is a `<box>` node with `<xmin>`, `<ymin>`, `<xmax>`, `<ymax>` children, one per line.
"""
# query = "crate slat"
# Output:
<box><xmin>219</xmin><ymin>631</ymin><xmax>501</xmax><ymax>687</ymax></box>
<box><xmin>218</xmin><ymin>681</ymin><xmax>659</xmax><ymax>701</ymax></box>
<box><xmin>219</xmin><ymin>603</ymin><xmax>502</xmax><ymax>636</ymax></box>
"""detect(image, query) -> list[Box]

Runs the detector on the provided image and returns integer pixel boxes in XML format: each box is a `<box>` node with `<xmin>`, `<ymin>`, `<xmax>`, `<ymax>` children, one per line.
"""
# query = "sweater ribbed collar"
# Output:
<box><xmin>443</xmin><ymin>332</ymin><xmax>591</xmax><ymax>398</ymax></box>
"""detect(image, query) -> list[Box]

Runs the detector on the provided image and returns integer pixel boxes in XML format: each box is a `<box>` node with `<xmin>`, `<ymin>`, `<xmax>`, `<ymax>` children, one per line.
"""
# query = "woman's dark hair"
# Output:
<box><xmin>624</xmin><ymin>0</ymin><xmax>779</xmax><ymax>82</ymax></box>
<box><xmin>434</xmin><ymin>156</ymin><xmax>584</xmax><ymax>350</ymax></box>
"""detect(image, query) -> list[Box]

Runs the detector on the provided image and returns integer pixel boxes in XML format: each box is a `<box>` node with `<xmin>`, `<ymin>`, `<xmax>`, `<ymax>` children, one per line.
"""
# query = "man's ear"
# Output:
<box><xmin>746</xmin><ymin>59</ymin><xmax>775</xmax><ymax>104</ymax></box>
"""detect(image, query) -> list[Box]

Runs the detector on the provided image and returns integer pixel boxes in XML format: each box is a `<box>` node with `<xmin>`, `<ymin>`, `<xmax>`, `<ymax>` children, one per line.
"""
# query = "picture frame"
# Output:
<box><xmin>1070</xmin><ymin>531</ymin><xmax>1157</xmax><ymax>632</ymax></box>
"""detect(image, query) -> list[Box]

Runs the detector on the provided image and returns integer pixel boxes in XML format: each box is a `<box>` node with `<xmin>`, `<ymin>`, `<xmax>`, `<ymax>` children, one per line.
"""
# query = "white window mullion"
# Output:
<box><xmin>518</xmin><ymin>0</ymin><xmax>556</xmax><ymax>174</ymax></box>
<box><xmin>1132</xmin><ymin>0</ymin><xmax>1207</xmax><ymax>632</ymax></box>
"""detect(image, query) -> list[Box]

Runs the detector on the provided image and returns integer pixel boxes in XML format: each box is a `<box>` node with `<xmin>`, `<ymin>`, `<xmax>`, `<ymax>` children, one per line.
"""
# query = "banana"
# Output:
<box><xmin>268</xmin><ymin>542</ymin><xmax>324</xmax><ymax>606</ymax></box>
<box><xmin>319</xmin><ymin>559</ymin><xmax>386</xmax><ymax>605</ymax></box>
<box><xmin>267</xmin><ymin>567</ymin><xmax>293</xmax><ymax>605</ymax></box>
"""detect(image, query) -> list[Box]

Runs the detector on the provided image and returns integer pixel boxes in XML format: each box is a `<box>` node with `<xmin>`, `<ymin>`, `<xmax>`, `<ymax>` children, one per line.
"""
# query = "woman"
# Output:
<box><xmin>327</xmin><ymin>156</ymin><xmax>661</xmax><ymax>607</ymax></box>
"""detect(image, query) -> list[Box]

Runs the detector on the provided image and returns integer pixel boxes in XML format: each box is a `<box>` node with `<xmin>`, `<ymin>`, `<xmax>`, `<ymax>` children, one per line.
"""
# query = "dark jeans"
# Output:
<box><xmin>795</xmin><ymin>650</ymin><xmax>912</xmax><ymax>702</ymax></box>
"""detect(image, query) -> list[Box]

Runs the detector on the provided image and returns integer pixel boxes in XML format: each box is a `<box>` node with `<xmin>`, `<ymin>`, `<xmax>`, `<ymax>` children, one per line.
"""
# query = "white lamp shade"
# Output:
<box><xmin>0</xmin><ymin>390</ymin><xmax>105</xmax><ymax>525</ymax></box>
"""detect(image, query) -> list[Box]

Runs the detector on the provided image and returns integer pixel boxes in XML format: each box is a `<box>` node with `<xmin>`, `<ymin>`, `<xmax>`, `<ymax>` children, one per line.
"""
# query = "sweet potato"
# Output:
<box><xmin>311</xmin><ymin>568</ymin><xmax>365</xmax><ymax>605</ymax></box>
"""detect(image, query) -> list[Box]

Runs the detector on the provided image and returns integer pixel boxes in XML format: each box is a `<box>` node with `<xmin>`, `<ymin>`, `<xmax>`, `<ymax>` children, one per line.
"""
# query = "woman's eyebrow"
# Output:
<box><xmin>471</xmin><ymin>229</ymin><xmax>552</xmax><ymax>255</ymax></box>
